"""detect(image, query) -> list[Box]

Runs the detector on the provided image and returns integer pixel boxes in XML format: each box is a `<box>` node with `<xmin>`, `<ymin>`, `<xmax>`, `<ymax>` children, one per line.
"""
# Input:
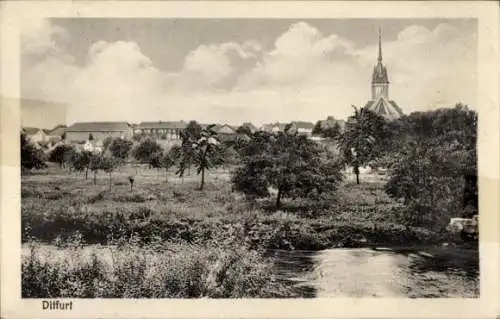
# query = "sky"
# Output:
<box><xmin>21</xmin><ymin>18</ymin><xmax>477</xmax><ymax>127</ymax></box>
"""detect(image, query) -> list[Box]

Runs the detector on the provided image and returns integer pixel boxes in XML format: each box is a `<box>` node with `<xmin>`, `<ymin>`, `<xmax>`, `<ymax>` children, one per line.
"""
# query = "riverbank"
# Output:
<box><xmin>21</xmin><ymin>166</ymin><xmax>473</xmax><ymax>298</ymax></box>
<box><xmin>22</xmin><ymin>167</ymin><xmax>449</xmax><ymax>249</ymax></box>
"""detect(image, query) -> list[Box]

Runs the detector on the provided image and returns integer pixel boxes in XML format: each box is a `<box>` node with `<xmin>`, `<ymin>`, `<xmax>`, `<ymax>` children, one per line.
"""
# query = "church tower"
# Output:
<box><xmin>364</xmin><ymin>28</ymin><xmax>403</xmax><ymax>120</ymax></box>
<box><xmin>371</xmin><ymin>29</ymin><xmax>389</xmax><ymax>99</ymax></box>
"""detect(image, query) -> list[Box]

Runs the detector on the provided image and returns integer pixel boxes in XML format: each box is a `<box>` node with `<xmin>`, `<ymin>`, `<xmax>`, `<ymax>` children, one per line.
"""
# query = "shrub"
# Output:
<box><xmin>22</xmin><ymin>242</ymin><xmax>293</xmax><ymax>298</ymax></box>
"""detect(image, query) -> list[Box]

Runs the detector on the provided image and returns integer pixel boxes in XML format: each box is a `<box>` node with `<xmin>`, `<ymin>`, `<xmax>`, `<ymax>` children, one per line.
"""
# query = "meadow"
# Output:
<box><xmin>22</xmin><ymin>164</ymin><xmax>452</xmax><ymax>298</ymax></box>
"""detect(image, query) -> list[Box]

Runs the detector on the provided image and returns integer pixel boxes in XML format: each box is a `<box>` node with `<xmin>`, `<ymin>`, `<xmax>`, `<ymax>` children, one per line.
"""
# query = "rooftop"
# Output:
<box><xmin>137</xmin><ymin>121</ymin><xmax>187</xmax><ymax>130</ymax></box>
<box><xmin>66</xmin><ymin>122</ymin><xmax>131</xmax><ymax>132</ymax></box>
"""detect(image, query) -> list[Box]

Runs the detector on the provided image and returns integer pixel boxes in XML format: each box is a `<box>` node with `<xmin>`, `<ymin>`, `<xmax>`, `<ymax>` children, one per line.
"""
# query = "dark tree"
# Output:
<box><xmin>100</xmin><ymin>156</ymin><xmax>116</xmax><ymax>191</ymax></box>
<box><xmin>236</xmin><ymin>125</ymin><xmax>252</xmax><ymax>136</ymax></box>
<box><xmin>89</xmin><ymin>154</ymin><xmax>102</xmax><ymax>185</ymax></box>
<box><xmin>312</xmin><ymin>121</ymin><xmax>323</xmax><ymax>136</ymax></box>
<box><xmin>132</xmin><ymin>139</ymin><xmax>164</xmax><ymax>167</ymax></box>
<box><xmin>338</xmin><ymin>106</ymin><xmax>392</xmax><ymax>184</ymax></box>
<box><xmin>232</xmin><ymin>131</ymin><xmax>343</xmax><ymax>210</ymax></box>
<box><xmin>102</xmin><ymin>136</ymin><xmax>114</xmax><ymax>150</ymax></box>
<box><xmin>48</xmin><ymin>144</ymin><xmax>74</xmax><ymax>168</ymax></box>
<box><xmin>185</xmin><ymin>121</ymin><xmax>203</xmax><ymax>140</ymax></box>
<box><xmin>20</xmin><ymin>134</ymin><xmax>47</xmax><ymax>170</ymax></box>
<box><xmin>384</xmin><ymin>105</ymin><xmax>477</xmax><ymax>230</ymax></box>
<box><xmin>109</xmin><ymin>138</ymin><xmax>133</xmax><ymax>160</ymax></box>
<box><xmin>322</xmin><ymin>122</ymin><xmax>342</xmax><ymax>140</ymax></box>
<box><xmin>176</xmin><ymin>125</ymin><xmax>222</xmax><ymax>190</ymax></box>
<box><xmin>69</xmin><ymin>150</ymin><xmax>92</xmax><ymax>179</ymax></box>
<box><xmin>88</xmin><ymin>133</ymin><xmax>94</xmax><ymax>141</ymax></box>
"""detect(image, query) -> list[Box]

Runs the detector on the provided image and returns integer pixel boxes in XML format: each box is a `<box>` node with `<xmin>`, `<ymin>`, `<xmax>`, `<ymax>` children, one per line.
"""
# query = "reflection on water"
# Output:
<box><xmin>270</xmin><ymin>246</ymin><xmax>479</xmax><ymax>298</ymax></box>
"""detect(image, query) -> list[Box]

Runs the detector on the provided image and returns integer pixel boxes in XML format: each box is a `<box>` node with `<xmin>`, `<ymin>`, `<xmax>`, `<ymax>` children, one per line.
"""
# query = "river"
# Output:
<box><xmin>270</xmin><ymin>245</ymin><xmax>479</xmax><ymax>298</ymax></box>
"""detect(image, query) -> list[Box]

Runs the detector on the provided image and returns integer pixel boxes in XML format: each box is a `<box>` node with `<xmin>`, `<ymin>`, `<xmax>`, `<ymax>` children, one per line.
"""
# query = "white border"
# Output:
<box><xmin>1</xmin><ymin>1</ymin><xmax>499</xmax><ymax>319</ymax></box>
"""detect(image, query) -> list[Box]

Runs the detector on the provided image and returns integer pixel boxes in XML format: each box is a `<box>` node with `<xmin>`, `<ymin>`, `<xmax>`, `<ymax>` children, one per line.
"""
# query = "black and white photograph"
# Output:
<box><xmin>1</xmin><ymin>1</ymin><xmax>499</xmax><ymax>318</ymax></box>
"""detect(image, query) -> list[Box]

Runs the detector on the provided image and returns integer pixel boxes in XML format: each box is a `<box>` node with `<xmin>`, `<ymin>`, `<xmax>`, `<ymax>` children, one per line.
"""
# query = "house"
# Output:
<box><xmin>135</xmin><ymin>121</ymin><xmax>187</xmax><ymax>140</ymax></box>
<box><xmin>287</xmin><ymin>121</ymin><xmax>315</xmax><ymax>136</ymax></box>
<box><xmin>65</xmin><ymin>122</ymin><xmax>133</xmax><ymax>143</ymax></box>
<box><xmin>212</xmin><ymin>124</ymin><xmax>238</xmax><ymax>142</ymax></box>
<box><xmin>44</xmin><ymin>125</ymin><xmax>67</xmax><ymax>144</ymax></box>
<box><xmin>260</xmin><ymin>123</ymin><xmax>288</xmax><ymax>133</ymax></box>
<box><xmin>22</xmin><ymin>127</ymin><xmax>49</xmax><ymax>144</ymax></box>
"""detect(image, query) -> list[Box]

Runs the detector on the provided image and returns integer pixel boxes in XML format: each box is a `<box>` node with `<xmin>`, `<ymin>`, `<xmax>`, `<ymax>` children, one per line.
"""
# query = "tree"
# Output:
<box><xmin>236</xmin><ymin>125</ymin><xmax>252</xmax><ymax>136</ymax></box>
<box><xmin>322</xmin><ymin>122</ymin><xmax>342</xmax><ymax>140</ymax></box>
<box><xmin>61</xmin><ymin>132</ymin><xmax>66</xmax><ymax>141</ymax></box>
<box><xmin>384</xmin><ymin>105</ymin><xmax>477</xmax><ymax>230</ymax></box>
<box><xmin>100</xmin><ymin>156</ymin><xmax>116</xmax><ymax>191</ymax></box>
<box><xmin>88</xmin><ymin>133</ymin><xmax>94</xmax><ymax>141</ymax></box>
<box><xmin>132</xmin><ymin>139</ymin><xmax>163</xmax><ymax>167</ymax></box>
<box><xmin>20</xmin><ymin>134</ymin><xmax>47</xmax><ymax>170</ymax></box>
<box><xmin>109</xmin><ymin>138</ymin><xmax>133</xmax><ymax>161</ymax></box>
<box><xmin>157</xmin><ymin>150</ymin><xmax>176</xmax><ymax>182</ymax></box>
<box><xmin>338</xmin><ymin>106</ymin><xmax>392</xmax><ymax>184</ymax></box>
<box><xmin>48</xmin><ymin>144</ymin><xmax>74</xmax><ymax>168</ymax></box>
<box><xmin>89</xmin><ymin>154</ymin><xmax>102</xmax><ymax>185</ymax></box>
<box><xmin>102</xmin><ymin>136</ymin><xmax>114</xmax><ymax>150</ymax></box>
<box><xmin>232</xmin><ymin>131</ymin><xmax>343</xmax><ymax>210</ymax></box>
<box><xmin>69</xmin><ymin>150</ymin><xmax>93</xmax><ymax>179</ymax></box>
<box><xmin>185</xmin><ymin>121</ymin><xmax>202</xmax><ymax>140</ymax></box>
<box><xmin>312</xmin><ymin>121</ymin><xmax>323</xmax><ymax>136</ymax></box>
<box><xmin>176</xmin><ymin>125</ymin><xmax>222</xmax><ymax>190</ymax></box>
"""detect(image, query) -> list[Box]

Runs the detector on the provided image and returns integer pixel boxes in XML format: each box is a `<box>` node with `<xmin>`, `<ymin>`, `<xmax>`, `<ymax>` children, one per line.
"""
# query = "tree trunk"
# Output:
<box><xmin>93</xmin><ymin>170</ymin><xmax>97</xmax><ymax>185</ymax></box>
<box><xmin>85</xmin><ymin>167</ymin><xmax>89</xmax><ymax>180</ymax></box>
<box><xmin>109</xmin><ymin>172</ymin><xmax>112</xmax><ymax>191</ymax></box>
<box><xmin>354</xmin><ymin>165</ymin><xmax>360</xmax><ymax>185</ymax></box>
<box><xmin>199</xmin><ymin>167</ymin><xmax>205</xmax><ymax>190</ymax></box>
<box><xmin>276</xmin><ymin>188</ymin><xmax>282</xmax><ymax>210</ymax></box>
<box><xmin>165</xmin><ymin>168</ymin><xmax>168</xmax><ymax>183</ymax></box>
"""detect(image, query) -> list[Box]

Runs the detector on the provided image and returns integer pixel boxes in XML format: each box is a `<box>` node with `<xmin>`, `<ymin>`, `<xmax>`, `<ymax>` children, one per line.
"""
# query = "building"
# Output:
<box><xmin>287</xmin><ymin>121</ymin><xmax>315</xmax><ymax>136</ymax></box>
<box><xmin>363</xmin><ymin>29</ymin><xmax>404</xmax><ymax>120</ymax></box>
<box><xmin>260</xmin><ymin>122</ymin><xmax>288</xmax><ymax>133</ymax></box>
<box><xmin>212</xmin><ymin>124</ymin><xmax>238</xmax><ymax>142</ymax></box>
<box><xmin>135</xmin><ymin>121</ymin><xmax>187</xmax><ymax>140</ymax></box>
<box><xmin>65</xmin><ymin>122</ymin><xmax>133</xmax><ymax>142</ymax></box>
<box><xmin>22</xmin><ymin>127</ymin><xmax>49</xmax><ymax>144</ymax></box>
<box><xmin>44</xmin><ymin>125</ymin><xmax>67</xmax><ymax>144</ymax></box>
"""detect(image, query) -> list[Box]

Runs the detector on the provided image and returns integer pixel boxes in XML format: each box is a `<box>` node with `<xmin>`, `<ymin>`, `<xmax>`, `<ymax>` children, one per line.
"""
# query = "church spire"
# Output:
<box><xmin>378</xmin><ymin>27</ymin><xmax>382</xmax><ymax>62</ymax></box>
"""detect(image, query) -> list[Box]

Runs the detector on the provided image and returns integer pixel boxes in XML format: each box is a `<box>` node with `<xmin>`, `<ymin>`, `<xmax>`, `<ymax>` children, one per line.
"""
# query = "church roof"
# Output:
<box><xmin>364</xmin><ymin>97</ymin><xmax>404</xmax><ymax>120</ymax></box>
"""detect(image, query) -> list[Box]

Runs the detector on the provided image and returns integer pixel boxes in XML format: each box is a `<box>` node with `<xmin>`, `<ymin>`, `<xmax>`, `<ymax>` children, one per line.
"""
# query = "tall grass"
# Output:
<box><xmin>22</xmin><ymin>241</ymin><xmax>293</xmax><ymax>298</ymax></box>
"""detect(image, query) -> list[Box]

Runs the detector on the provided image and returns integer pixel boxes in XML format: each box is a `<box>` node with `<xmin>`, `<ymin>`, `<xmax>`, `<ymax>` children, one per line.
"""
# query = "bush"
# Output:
<box><xmin>21</xmin><ymin>134</ymin><xmax>47</xmax><ymax>170</ymax></box>
<box><xmin>22</xmin><ymin>242</ymin><xmax>293</xmax><ymax>298</ymax></box>
<box><xmin>384</xmin><ymin>106</ymin><xmax>477</xmax><ymax>231</ymax></box>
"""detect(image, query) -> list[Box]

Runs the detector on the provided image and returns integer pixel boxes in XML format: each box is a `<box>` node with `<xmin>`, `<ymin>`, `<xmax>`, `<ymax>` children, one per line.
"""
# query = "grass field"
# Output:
<box><xmin>21</xmin><ymin>164</ymin><xmax>453</xmax><ymax>298</ymax></box>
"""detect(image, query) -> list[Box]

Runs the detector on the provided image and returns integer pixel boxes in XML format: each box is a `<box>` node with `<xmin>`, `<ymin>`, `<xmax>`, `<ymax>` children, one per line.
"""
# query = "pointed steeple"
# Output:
<box><xmin>378</xmin><ymin>27</ymin><xmax>382</xmax><ymax>63</ymax></box>
<box><xmin>372</xmin><ymin>27</ymin><xmax>389</xmax><ymax>85</ymax></box>
<box><xmin>365</xmin><ymin>27</ymin><xmax>404</xmax><ymax>120</ymax></box>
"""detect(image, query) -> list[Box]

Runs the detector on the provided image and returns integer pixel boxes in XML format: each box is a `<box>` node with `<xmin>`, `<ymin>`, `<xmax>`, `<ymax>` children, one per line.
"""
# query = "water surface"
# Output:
<box><xmin>271</xmin><ymin>246</ymin><xmax>479</xmax><ymax>298</ymax></box>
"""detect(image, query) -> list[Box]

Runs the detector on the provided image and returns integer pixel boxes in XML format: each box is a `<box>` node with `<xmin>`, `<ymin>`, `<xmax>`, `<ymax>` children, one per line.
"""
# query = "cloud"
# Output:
<box><xmin>237</xmin><ymin>22</ymin><xmax>358</xmax><ymax>90</ymax></box>
<box><xmin>21</xmin><ymin>20</ymin><xmax>477</xmax><ymax>128</ymax></box>
<box><xmin>21</xmin><ymin>18</ymin><xmax>68</xmax><ymax>56</ymax></box>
